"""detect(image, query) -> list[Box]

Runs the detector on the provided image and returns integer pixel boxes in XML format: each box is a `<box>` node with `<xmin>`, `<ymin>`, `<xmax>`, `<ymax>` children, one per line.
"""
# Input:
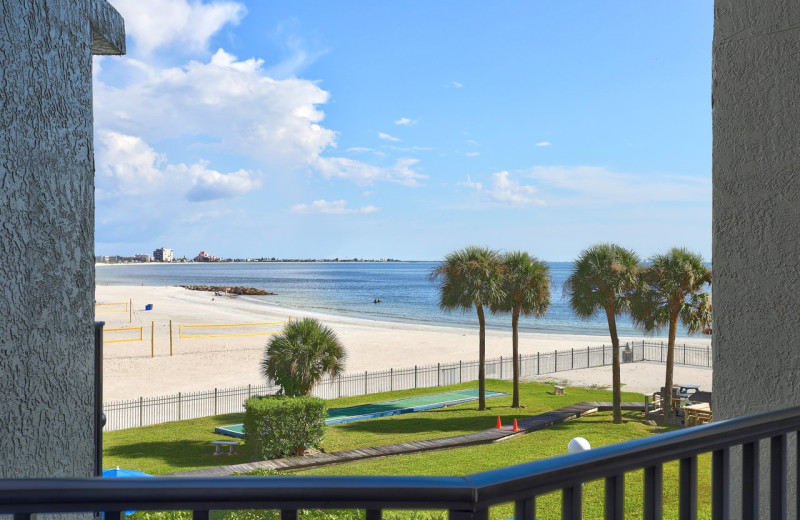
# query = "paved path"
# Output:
<box><xmin>166</xmin><ymin>401</ymin><xmax>644</xmax><ymax>477</ymax></box>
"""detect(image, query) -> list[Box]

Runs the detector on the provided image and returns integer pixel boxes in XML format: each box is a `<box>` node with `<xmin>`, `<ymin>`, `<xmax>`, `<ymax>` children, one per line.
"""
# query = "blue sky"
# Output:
<box><xmin>95</xmin><ymin>1</ymin><xmax>712</xmax><ymax>261</ymax></box>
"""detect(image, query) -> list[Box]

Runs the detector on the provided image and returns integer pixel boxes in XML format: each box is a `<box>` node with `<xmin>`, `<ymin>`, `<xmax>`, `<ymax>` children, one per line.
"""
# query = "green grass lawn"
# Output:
<box><xmin>103</xmin><ymin>379</ymin><xmax>642</xmax><ymax>475</ymax></box>
<box><xmin>109</xmin><ymin>379</ymin><xmax>715</xmax><ymax>519</ymax></box>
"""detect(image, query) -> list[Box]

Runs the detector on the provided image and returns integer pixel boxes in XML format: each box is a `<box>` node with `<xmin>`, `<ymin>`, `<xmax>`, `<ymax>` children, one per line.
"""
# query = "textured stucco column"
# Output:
<box><xmin>0</xmin><ymin>0</ymin><xmax>124</xmax><ymax>478</ymax></box>
<box><xmin>713</xmin><ymin>0</ymin><xmax>800</xmax><ymax>516</ymax></box>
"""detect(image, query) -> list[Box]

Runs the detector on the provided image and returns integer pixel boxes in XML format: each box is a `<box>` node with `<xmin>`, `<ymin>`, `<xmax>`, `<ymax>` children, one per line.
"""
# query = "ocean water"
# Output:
<box><xmin>96</xmin><ymin>261</ymin><xmax>660</xmax><ymax>337</ymax></box>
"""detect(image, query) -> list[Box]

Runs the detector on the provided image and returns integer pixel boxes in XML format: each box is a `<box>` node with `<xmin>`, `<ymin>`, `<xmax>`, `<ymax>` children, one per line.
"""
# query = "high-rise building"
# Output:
<box><xmin>153</xmin><ymin>247</ymin><xmax>173</xmax><ymax>262</ymax></box>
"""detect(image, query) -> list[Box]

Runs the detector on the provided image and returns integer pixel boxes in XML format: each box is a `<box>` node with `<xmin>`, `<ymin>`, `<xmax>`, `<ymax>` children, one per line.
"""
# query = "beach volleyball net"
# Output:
<box><xmin>95</xmin><ymin>301</ymin><xmax>128</xmax><ymax>313</ymax></box>
<box><xmin>103</xmin><ymin>326</ymin><xmax>143</xmax><ymax>343</ymax></box>
<box><xmin>178</xmin><ymin>321</ymin><xmax>286</xmax><ymax>339</ymax></box>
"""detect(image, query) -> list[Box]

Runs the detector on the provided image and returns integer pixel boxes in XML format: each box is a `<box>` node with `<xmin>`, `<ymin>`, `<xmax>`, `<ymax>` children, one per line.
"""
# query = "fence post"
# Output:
<box><xmin>707</xmin><ymin>345</ymin><xmax>710</xmax><ymax>367</ymax></box>
<box><xmin>139</xmin><ymin>396</ymin><xmax>143</xmax><ymax>427</ymax></box>
<box><xmin>364</xmin><ymin>371</ymin><xmax>368</xmax><ymax>394</ymax></box>
<box><xmin>587</xmin><ymin>346</ymin><xmax>590</xmax><ymax>367</ymax></box>
<box><xmin>415</xmin><ymin>365</ymin><xmax>418</xmax><ymax>388</ymax></box>
<box><xmin>459</xmin><ymin>360</ymin><xmax>462</xmax><ymax>383</ymax></box>
<box><xmin>500</xmin><ymin>356</ymin><xmax>503</xmax><ymax>380</ymax></box>
<box><xmin>338</xmin><ymin>376</ymin><xmax>342</xmax><ymax>397</ymax></box>
<box><xmin>437</xmin><ymin>363</ymin><xmax>441</xmax><ymax>387</ymax></box>
<box><xmin>537</xmin><ymin>351</ymin><xmax>540</xmax><ymax>375</ymax></box>
<box><xmin>519</xmin><ymin>353</ymin><xmax>522</xmax><ymax>377</ymax></box>
<box><xmin>151</xmin><ymin>321</ymin><xmax>155</xmax><ymax>358</ymax></box>
<box><xmin>248</xmin><ymin>384</ymin><xmax>251</xmax><ymax>399</ymax></box>
<box><xmin>390</xmin><ymin>368</ymin><xmax>393</xmax><ymax>392</ymax></box>
<box><xmin>683</xmin><ymin>343</ymin><xmax>686</xmax><ymax>364</ymax></box>
<box><xmin>571</xmin><ymin>348</ymin><xmax>574</xmax><ymax>370</ymax></box>
<box><xmin>661</xmin><ymin>341</ymin><xmax>664</xmax><ymax>363</ymax></box>
<box><xmin>214</xmin><ymin>388</ymin><xmax>218</xmax><ymax>416</ymax></box>
<box><xmin>555</xmin><ymin>350</ymin><xmax>558</xmax><ymax>372</ymax></box>
<box><xmin>603</xmin><ymin>345</ymin><xmax>606</xmax><ymax>365</ymax></box>
<box><xmin>178</xmin><ymin>392</ymin><xmax>182</xmax><ymax>420</ymax></box>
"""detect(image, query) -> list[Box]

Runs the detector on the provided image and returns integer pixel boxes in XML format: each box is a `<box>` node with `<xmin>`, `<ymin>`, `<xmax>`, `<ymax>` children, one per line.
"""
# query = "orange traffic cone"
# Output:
<box><xmin>512</xmin><ymin>418</ymin><xmax>519</xmax><ymax>431</ymax></box>
<box><xmin>495</xmin><ymin>416</ymin><xmax>502</xmax><ymax>429</ymax></box>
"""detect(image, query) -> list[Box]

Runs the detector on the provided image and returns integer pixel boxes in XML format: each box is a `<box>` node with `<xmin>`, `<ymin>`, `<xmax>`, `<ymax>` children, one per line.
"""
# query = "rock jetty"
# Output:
<box><xmin>180</xmin><ymin>285</ymin><xmax>275</xmax><ymax>296</ymax></box>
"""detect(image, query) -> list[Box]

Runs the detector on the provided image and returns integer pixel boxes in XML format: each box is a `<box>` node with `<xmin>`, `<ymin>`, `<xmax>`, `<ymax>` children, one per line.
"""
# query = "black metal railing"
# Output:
<box><xmin>3</xmin><ymin>405</ymin><xmax>799</xmax><ymax>520</ymax></box>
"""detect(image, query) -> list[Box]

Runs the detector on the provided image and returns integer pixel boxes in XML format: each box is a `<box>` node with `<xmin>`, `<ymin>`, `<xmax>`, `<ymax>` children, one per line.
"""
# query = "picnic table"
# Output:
<box><xmin>684</xmin><ymin>402</ymin><xmax>712</xmax><ymax>426</ymax></box>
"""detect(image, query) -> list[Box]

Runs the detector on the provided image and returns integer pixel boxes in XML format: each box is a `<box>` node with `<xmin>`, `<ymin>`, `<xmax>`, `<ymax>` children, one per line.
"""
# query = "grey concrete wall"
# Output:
<box><xmin>0</xmin><ymin>0</ymin><xmax>123</xmax><ymax>478</ymax></box>
<box><xmin>713</xmin><ymin>0</ymin><xmax>800</xmax><ymax>516</ymax></box>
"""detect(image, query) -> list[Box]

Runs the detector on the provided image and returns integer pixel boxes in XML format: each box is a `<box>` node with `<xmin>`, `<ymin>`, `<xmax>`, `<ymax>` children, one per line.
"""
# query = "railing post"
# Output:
<box><xmin>562</xmin><ymin>485</ymin><xmax>583</xmax><ymax>520</ymax></box>
<box><xmin>248</xmin><ymin>384</ymin><xmax>251</xmax><ymax>399</ymax></box>
<box><xmin>364</xmin><ymin>371</ymin><xmax>368</xmax><ymax>394</ymax></box>
<box><xmin>742</xmin><ymin>441</ymin><xmax>760</xmax><ymax>520</ymax></box>
<box><xmin>571</xmin><ymin>348</ymin><xmax>574</xmax><ymax>369</ymax></box>
<box><xmin>587</xmin><ymin>346</ymin><xmax>590</xmax><ymax>367</ymax></box>
<box><xmin>537</xmin><ymin>351</ymin><xmax>540</xmax><ymax>375</ymax></box>
<box><xmin>415</xmin><ymin>365</ymin><xmax>418</xmax><ymax>388</ymax></box>
<box><xmin>460</xmin><ymin>360</ymin><xmax>462</xmax><ymax>383</ymax></box>
<box><xmin>679</xmin><ymin>456</ymin><xmax>698</xmax><ymax>520</ymax></box>
<box><xmin>214</xmin><ymin>388</ymin><xmax>218</xmax><ymax>416</ymax></box>
<box><xmin>712</xmin><ymin>448</ymin><xmax>730</xmax><ymax>520</ymax></box>
<box><xmin>178</xmin><ymin>392</ymin><xmax>182</xmax><ymax>420</ymax></box>
<box><xmin>338</xmin><ymin>376</ymin><xmax>342</xmax><ymax>397</ymax></box>
<box><xmin>644</xmin><ymin>464</ymin><xmax>663</xmax><ymax>520</ymax></box>
<box><xmin>707</xmin><ymin>345</ymin><xmax>710</xmax><ymax>367</ymax></box>
<box><xmin>390</xmin><ymin>368</ymin><xmax>393</xmax><ymax>392</ymax></box>
<box><xmin>365</xmin><ymin>510</ymin><xmax>381</xmax><ymax>520</ymax></box>
<box><xmin>770</xmin><ymin>435</ymin><xmax>787</xmax><ymax>519</ymax></box>
<box><xmin>606</xmin><ymin>474</ymin><xmax>624</xmax><ymax>520</ymax></box>
<box><xmin>450</xmin><ymin>509</ymin><xmax>488</xmax><ymax>520</ymax></box>
<box><xmin>437</xmin><ymin>363</ymin><xmax>441</xmax><ymax>386</ymax></box>
<box><xmin>661</xmin><ymin>341</ymin><xmax>664</xmax><ymax>363</ymax></box>
<box><xmin>603</xmin><ymin>344</ymin><xmax>606</xmax><ymax>365</ymax></box>
<box><xmin>684</xmin><ymin>343</ymin><xmax>687</xmax><ymax>365</ymax></box>
<box><xmin>139</xmin><ymin>396</ymin><xmax>143</xmax><ymax>427</ymax></box>
<box><xmin>555</xmin><ymin>350</ymin><xmax>558</xmax><ymax>372</ymax></box>
<box><xmin>500</xmin><ymin>356</ymin><xmax>503</xmax><ymax>379</ymax></box>
<box><xmin>515</xmin><ymin>497</ymin><xmax>536</xmax><ymax>520</ymax></box>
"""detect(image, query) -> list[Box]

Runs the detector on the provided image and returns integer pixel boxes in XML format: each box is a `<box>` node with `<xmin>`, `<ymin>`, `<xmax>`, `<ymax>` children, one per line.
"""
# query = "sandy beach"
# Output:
<box><xmin>97</xmin><ymin>285</ymin><xmax>712</xmax><ymax>401</ymax></box>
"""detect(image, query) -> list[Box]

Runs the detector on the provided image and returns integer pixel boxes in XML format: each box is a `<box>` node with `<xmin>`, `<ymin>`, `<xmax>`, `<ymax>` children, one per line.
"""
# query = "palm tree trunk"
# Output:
<box><xmin>605</xmin><ymin>306</ymin><xmax>622</xmax><ymax>424</ymax></box>
<box><xmin>512</xmin><ymin>307</ymin><xmax>520</xmax><ymax>408</ymax></box>
<box><xmin>477</xmin><ymin>304</ymin><xmax>487</xmax><ymax>411</ymax></box>
<box><xmin>664</xmin><ymin>312</ymin><xmax>679</xmax><ymax>421</ymax></box>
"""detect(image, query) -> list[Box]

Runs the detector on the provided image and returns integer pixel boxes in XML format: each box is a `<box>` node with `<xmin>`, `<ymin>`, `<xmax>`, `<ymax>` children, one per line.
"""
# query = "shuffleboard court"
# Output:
<box><xmin>214</xmin><ymin>388</ymin><xmax>508</xmax><ymax>439</ymax></box>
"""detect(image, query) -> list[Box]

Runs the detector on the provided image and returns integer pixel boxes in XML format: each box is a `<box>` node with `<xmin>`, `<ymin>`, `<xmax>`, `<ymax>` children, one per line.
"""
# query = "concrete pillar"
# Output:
<box><xmin>713</xmin><ymin>0</ymin><xmax>800</xmax><ymax>516</ymax></box>
<box><xmin>0</xmin><ymin>0</ymin><xmax>124</xmax><ymax>478</ymax></box>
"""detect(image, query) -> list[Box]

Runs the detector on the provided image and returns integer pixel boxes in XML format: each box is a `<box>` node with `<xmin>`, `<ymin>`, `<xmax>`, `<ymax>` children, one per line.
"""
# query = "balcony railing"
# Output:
<box><xmin>3</xmin><ymin>405</ymin><xmax>800</xmax><ymax>520</ymax></box>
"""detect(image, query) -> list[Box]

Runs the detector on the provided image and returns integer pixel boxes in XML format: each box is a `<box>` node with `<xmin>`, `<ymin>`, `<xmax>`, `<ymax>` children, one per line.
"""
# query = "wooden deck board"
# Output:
<box><xmin>166</xmin><ymin>401</ymin><xmax>644</xmax><ymax>477</ymax></box>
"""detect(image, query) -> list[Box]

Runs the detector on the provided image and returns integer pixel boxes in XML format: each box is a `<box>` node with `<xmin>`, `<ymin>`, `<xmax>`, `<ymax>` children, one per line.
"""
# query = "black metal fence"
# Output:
<box><xmin>103</xmin><ymin>340</ymin><xmax>712</xmax><ymax>430</ymax></box>
<box><xmin>3</xmin><ymin>404</ymin><xmax>797</xmax><ymax>520</ymax></box>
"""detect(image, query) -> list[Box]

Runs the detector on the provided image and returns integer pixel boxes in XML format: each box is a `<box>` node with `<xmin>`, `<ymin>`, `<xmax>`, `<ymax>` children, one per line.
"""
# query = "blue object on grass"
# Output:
<box><xmin>102</xmin><ymin>467</ymin><xmax>154</xmax><ymax>515</ymax></box>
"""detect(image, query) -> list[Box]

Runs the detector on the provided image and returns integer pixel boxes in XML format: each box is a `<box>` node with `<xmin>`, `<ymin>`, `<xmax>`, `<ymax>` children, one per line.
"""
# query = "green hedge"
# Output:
<box><xmin>244</xmin><ymin>395</ymin><xmax>327</xmax><ymax>459</ymax></box>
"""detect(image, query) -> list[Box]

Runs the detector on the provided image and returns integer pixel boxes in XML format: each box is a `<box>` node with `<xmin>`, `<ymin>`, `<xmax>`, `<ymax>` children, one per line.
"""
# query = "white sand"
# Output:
<box><xmin>96</xmin><ymin>285</ymin><xmax>712</xmax><ymax>401</ymax></box>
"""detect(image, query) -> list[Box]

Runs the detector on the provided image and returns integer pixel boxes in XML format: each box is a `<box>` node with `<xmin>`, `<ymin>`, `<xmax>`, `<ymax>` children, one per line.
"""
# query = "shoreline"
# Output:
<box><xmin>97</xmin><ymin>285</ymin><xmax>712</xmax><ymax>401</ymax></box>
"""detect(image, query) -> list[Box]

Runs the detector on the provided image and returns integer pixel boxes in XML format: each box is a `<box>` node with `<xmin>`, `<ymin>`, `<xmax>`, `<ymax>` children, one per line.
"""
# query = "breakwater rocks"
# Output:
<box><xmin>180</xmin><ymin>285</ymin><xmax>275</xmax><ymax>296</ymax></box>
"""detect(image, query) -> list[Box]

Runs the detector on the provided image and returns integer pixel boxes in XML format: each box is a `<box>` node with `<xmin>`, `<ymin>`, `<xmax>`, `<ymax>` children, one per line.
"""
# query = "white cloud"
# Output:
<box><xmin>110</xmin><ymin>0</ymin><xmax>246</xmax><ymax>54</ymax></box>
<box><xmin>451</xmin><ymin>81</ymin><xmax>463</xmax><ymax>88</ymax></box>
<box><xmin>460</xmin><ymin>171</ymin><xmax>543</xmax><ymax>207</ymax></box>
<box><xmin>394</xmin><ymin>117</ymin><xmax>417</xmax><ymax>126</ymax></box>
<box><xmin>525</xmin><ymin>165</ymin><xmax>711</xmax><ymax>205</ymax></box>
<box><xmin>313</xmin><ymin>157</ymin><xmax>425</xmax><ymax>187</ymax></box>
<box><xmin>536</xmin><ymin>141</ymin><xmax>552</xmax><ymax>147</ymax></box>
<box><xmin>458</xmin><ymin>176</ymin><xmax>482</xmax><ymax>191</ymax></box>
<box><xmin>466</xmin><ymin>152</ymin><xmax>480</xmax><ymax>157</ymax></box>
<box><xmin>96</xmin><ymin>130</ymin><xmax>260</xmax><ymax>202</ymax></box>
<box><xmin>378</xmin><ymin>132</ymin><xmax>401</xmax><ymax>142</ymax></box>
<box><xmin>291</xmin><ymin>200</ymin><xmax>379</xmax><ymax>214</ymax></box>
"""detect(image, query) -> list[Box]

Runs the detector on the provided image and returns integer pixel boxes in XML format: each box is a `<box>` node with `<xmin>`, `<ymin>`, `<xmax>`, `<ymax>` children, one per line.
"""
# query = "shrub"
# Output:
<box><xmin>244</xmin><ymin>395</ymin><xmax>327</xmax><ymax>459</ymax></box>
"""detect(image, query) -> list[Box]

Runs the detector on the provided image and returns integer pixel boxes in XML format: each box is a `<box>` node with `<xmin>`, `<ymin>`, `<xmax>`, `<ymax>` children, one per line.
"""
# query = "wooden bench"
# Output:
<box><xmin>211</xmin><ymin>440</ymin><xmax>240</xmax><ymax>455</ymax></box>
<box><xmin>553</xmin><ymin>385</ymin><xmax>565</xmax><ymax>396</ymax></box>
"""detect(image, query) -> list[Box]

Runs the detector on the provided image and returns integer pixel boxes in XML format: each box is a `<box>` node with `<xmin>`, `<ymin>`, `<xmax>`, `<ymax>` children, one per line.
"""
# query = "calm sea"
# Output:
<box><xmin>96</xmin><ymin>261</ymin><xmax>657</xmax><ymax>337</ymax></box>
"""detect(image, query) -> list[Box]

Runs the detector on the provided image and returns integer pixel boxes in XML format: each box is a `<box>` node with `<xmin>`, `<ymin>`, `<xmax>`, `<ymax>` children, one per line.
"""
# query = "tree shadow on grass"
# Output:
<box><xmin>104</xmin><ymin>440</ymin><xmax>256</xmax><ymax>471</ymax></box>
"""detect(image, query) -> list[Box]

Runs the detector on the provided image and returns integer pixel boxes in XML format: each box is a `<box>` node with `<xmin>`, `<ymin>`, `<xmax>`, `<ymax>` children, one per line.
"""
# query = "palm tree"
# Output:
<box><xmin>491</xmin><ymin>251</ymin><xmax>551</xmax><ymax>408</ymax></box>
<box><xmin>631</xmin><ymin>247</ymin><xmax>711</xmax><ymax>421</ymax></box>
<box><xmin>262</xmin><ymin>317</ymin><xmax>346</xmax><ymax>397</ymax></box>
<box><xmin>429</xmin><ymin>246</ymin><xmax>504</xmax><ymax>410</ymax></box>
<box><xmin>563</xmin><ymin>243</ymin><xmax>640</xmax><ymax>424</ymax></box>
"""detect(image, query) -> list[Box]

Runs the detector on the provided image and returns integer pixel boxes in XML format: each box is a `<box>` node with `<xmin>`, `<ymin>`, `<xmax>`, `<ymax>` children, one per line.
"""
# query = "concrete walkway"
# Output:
<box><xmin>165</xmin><ymin>401</ymin><xmax>644</xmax><ymax>477</ymax></box>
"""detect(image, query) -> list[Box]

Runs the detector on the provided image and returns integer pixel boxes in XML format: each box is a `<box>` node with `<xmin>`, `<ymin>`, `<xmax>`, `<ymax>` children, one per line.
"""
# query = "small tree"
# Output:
<box><xmin>631</xmin><ymin>247</ymin><xmax>711</xmax><ymax>421</ymax></box>
<box><xmin>429</xmin><ymin>246</ymin><xmax>504</xmax><ymax>410</ymax></box>
<box><xmin>564</xmin><ymin>243</ymin><xmax>640</xmax><ymax>424</ymax></box>
<box><xmin>491</xmin><ymin>251</ymin><xmax>550</xmax><ymax>408</ymax></box>
<box><xmin>262</xmin><ymin>317</ymin><xmax>346</xmax><ymax>396</ymax></box>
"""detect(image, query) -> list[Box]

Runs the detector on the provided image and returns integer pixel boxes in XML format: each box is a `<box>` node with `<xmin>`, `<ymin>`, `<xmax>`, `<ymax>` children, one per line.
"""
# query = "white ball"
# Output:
<box><xmin>568</xmin><ymin>437</ymin><xmax>591</xmax><ymax>454</ymax></box>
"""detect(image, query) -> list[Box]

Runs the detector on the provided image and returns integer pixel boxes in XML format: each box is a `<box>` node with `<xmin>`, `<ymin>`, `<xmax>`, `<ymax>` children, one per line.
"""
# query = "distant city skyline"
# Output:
<box><xmin>95</xmin><ymin>1</ymin><xmax>712</xmax><ymax>262</ymax></box>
